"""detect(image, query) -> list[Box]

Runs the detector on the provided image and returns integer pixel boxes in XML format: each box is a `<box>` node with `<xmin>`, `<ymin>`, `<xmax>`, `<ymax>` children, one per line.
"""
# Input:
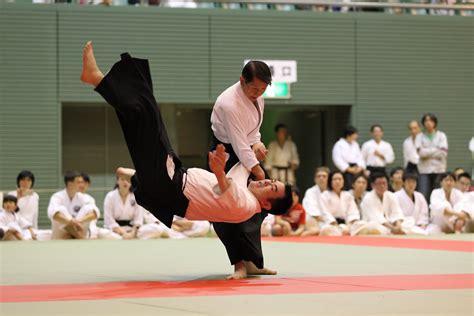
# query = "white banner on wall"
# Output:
<box><xmin>244</xmin><ymin>59</ymin><xmax>297</xmax><ymax>83</ymax></box>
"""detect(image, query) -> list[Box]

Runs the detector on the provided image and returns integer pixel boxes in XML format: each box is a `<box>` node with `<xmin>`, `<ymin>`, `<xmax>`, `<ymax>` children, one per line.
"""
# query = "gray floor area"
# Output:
<box><xmin>1</xmin><ymin>235</ymin><xmax>473</xmax><ymax>315</ymax></box>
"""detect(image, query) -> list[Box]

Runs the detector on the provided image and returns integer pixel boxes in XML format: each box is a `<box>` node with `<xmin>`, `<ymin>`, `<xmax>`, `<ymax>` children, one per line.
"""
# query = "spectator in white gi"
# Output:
<box><xmin>361</xmin><ymin>124</ymin><xmax>395</xmax><ymax>176</ymax></box>
<box><xmin>395</xmin><ymin>173</ymin><xmax>432</xmax><ymax>234</ymax></box>
<box><xmin>416</xmin><ymin>113</ymin><xmax>448</xmax><ymax>202</ymax></box>
<box><xmin>302</xmin><ymin>166</ymin><xmax>330</xmax><ymax>235</ymax></box>
<box><xmin>265</xmin><ymin>123</ymin><xmax>300</xmax><ymax>185</ymax></box>
<box><xmin>455</xmin><ymin>172</ymin><xmax>471</xmax><ymax>194</ymax></box>
<box><xmin>47</xmin><ymin>171</ymin><xmax>100</xmax><ymax>240</ymax></box>
<box><xmin>8</xmin><ymin>170</ymin><xmax>39</xmax><ymax>229</ymax></box>
<box><xmin>453</xmin><ymin>192</ymin><xmax>473</xmax><ymax>233</ymax></box>
<box><xmin>389</xmin><ymin>167</ymin><xmax>404</xmax><ymax>192</ymax></box>
<box><xmin>0</xmin><ymin>195</ymin><xmax>36</xmax><ymax>241</ymax></box>
<box><xmin>349</xmin><ymin>173</ymin><xmax>368</xmax><ymax>214</ymax></box>
<box><xmin>361</xmin><ymin>172</ymin><xmax>426</xmax><ymax>235</ymax></box>
<box><xmin>332</xmin><ymin>126</ymin><xmax>366</xmax><ymax>190</ymax></box>
<box><xmin>429</xmin><ymin>172</ymin><xmax>466</xmax><ymax>234</ymax></box>
<box><xmin>403</xmin><ymin>120</ymin><xmax>421</xmax><ymax>174</ymax></box>
<box><xmin>319</xmin><ymin>171</ymin><xmax>373</xmax><ymax>236</ymax></box>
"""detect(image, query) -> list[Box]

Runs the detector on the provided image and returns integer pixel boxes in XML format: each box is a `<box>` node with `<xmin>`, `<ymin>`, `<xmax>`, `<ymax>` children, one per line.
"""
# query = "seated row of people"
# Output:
<box><xmin>0</xmin><ymin>170</ymin><xmax>211</xmax><ymax>241</ymax></box>
<box><xmin>261</xmin><ymin>167</ymin><xmax>473</xmax><ymax>237</ymax></box>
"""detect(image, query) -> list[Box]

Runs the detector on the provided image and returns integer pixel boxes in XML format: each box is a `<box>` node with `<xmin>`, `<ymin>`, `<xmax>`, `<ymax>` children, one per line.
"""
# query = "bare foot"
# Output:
<box><xmin>116</xmin><ymin>167</ymin><xmax>136</xmax><ymax>182</ymax></box>
<box><xmin>80</xmin><ymin>41</ymin><xmax>104</xmax><ymax>87</ymax></box>
<box><xmin>244</xmin><ymin>261</ymin><xmax>277</xmax><ymax>276</ymax></box>
<box><xmin>227</xmin><ymin>261</ymin><xmax>247</xmax><ymax>280</ymax></box>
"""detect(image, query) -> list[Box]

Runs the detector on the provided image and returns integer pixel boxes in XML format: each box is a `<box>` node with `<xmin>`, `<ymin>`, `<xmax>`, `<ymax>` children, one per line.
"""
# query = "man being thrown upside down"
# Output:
<box><xmin>80</xmin><ymin>41</ymin><xmax>293</xmax><ymax>278</ymax></box>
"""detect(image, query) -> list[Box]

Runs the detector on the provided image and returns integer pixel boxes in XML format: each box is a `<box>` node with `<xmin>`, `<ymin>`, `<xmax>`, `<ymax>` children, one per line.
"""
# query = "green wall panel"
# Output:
<box><xmin>355</xmin><ymin>15</ymin><xmax>474</xmax><ymax>171</ymax></box>
<box><xmin>58</xmin><ymin>7</ymin><xmax>210</xmax><ymax>103</ymax></box>
<box><xmin>0</xmin><ymin>9</ymin><xmax>59</xmax><ymax>228</ymax></box>
<box><xmin>210</xmin><ymin>11</ymin><xmax>356</xmax><ymax>105</ymax></box>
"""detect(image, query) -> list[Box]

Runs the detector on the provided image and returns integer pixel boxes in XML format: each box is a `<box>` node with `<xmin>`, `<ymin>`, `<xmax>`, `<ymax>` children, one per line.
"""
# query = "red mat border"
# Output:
<box><xmin>262</xmin><ymin>236</ymin><xmax>474</xmax><ymax>252</ymax></box>
<box><xmin>1</xmin><ymin>274</ymin><xmax>472</xmax><ymax>303</ymax></box>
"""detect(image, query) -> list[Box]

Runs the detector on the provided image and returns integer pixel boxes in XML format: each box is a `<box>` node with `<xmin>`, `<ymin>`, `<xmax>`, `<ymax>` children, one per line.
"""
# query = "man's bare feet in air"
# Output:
<box><xmin>80</xmin><ymin>41</ymin><xmax>104</xmax><ymax>87</ymax></box>
<box><xmin>116</xmin><ymin>167</ymin><xmax>136</xmax><ymax>182</ymax></box>
<box><xmin>244</xmin><ymin>261</ymin><xmax>277</xmax><ymax>276</ymax></box>
<box><xmin>227</xmin><ymin>261</ymin><xmax>247</xmax><ymax>280</ymax></box>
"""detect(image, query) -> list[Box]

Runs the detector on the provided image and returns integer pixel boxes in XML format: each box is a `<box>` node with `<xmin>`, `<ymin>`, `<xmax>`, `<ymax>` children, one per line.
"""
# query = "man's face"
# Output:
<box><xmin>18</xmin><ymin>178</ymin><xmax>32</xmax><ymax>190</ymax></box>
<box><xmin>353</xmin><ymin>177</ymin><xmax>368</xmax><ymax>193</ymax></box>
<box><xmin>456</xmin><ymin>177</ymin><xmax>471</xmax><ymax>193</ymax></box>
<box><xmin>76</xmin><ymin>177</ymin><xmax>87</xmax><ymax>193</ymax></box>
<box><xmin>404</xmin><ymin>178</ymin><xmax>417</xmax><ymax>194</ymax></box>
<box><xmin>372</xmin><ymin>127</ymin><xmax>384</xmax><ymax>142</ymax></box>
<box><xmin>409</xmin><ymin>121</ymin><xmax>420</xmax><ymax>136</ymax></box>
<box><xmin>248</xmin><ymin>179</ymin><xmax>285</xmax><ymax>201</ymax></box>
<box><xmin>276</xmin><ymin>128</ymin><xmax>288</xmax><ymax>143</ymax></box>
<box><xmin>315</xmin><ymin>171</ymin><xmax>328</xmax><ymax>189</ymax></box>
<box><xmin>441</xmin><ymin>176</ymin><xmax>455</xmax><ymax>192</ymax></box>
<box><xmin>372</xmin><ymin>177</ymin><xmax>388</xmax><ymax>196</ymax></box>
<box><xmin>240</xmin><ymin>77</ymin><xmax>268</xmax><ymax>102</ymax></box>
<box><xmin>67</xmin><ymin>176</ymin><xmax>83</xmax><ymax>192</ymax></box>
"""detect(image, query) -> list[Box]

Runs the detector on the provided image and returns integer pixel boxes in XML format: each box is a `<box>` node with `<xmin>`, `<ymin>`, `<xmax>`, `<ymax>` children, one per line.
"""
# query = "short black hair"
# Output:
<box><xmin>81</xmin><ymin>172</ymin><xmax>91</xmax><ymax>184</ymax></box>
<box><xmin>16</xmin><ymin>170</ymin><xmax>35</xmax><ymax>189</ymax></box>
<box><xmin>3</xmin><ymin>195</ymin><xmax>18</xmax><ymax>205</ymax></box>
<box><xmin>390</xmin><ymin>166</ymin><xmax>404</xmax><ymax>178</ymax></box>
<box><xmin>421</xmin><ymin>113</ymin><xmax>438</xmax><ymax>128</ymax></box>
<box><xmin>327</xmin><ymin>170</ymin><xmax>344</xmax><ymax>191</ymax></box>
<box><xmin>370</xmin><ymin>172</ymin><xmax>388</xmax><ymax>184</ymax></box>
<box><xmin>292</xmin><ymin>186</ymin><xmax>301</xmax><ymax>201</ymax></box>
<box><xmin>242</xmin><ymin>61</ymin><xmax>272</xmax><ymax>85</ymax></box>
<box><xmin>64</xmin><ymin>170</ymin><xmax>81</xmax><ymax>186</ymax></box>
<box><xmin>438</xmin><ymin>172</ymin><xmax>456</xmax><ymax>183</ymax></box>
<box><xmin>402</xmin><ymin>172</ymin><xmax>418</xmax><ymax>182</ymax></box>
<box><xmin>274</xmin><ymin>123</ymin><xmax>287</xmax><ymax>133</ymax></box>
<box><xmin>267</xmin><ymin>184</ymin><xmax>293</xmax><ymax>215</ymax></box>
<box><xmin>456</xmin><ymin>172</ymin><xmax>471</xmax><ymax>182</ymax></box>
<box><xmin>352</xmin><ymin>173</ymin><xmax>368</xmax><ymax>185</ymax></box>
<box><xmin>370</xmin><ymin>124</ymin><xmax>383</xmax><ymax>133</ymax></box>
<box><xmin>343</xmin><ymin>125</ymin><xmax>358</xmax><ymax>138</ymax></box>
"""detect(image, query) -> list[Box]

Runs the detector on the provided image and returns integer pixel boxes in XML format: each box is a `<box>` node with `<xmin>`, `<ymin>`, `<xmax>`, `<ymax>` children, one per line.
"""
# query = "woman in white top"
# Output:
<box><xmin>416</xmin><ymin>113</ymin><xmax>448</xmax><ymax>202</ymax></box>
<box><xmin>429</xmin><ymin>172</ymin><xmax>466</xmax><ymax>234</ymax></box>
<box><xmin>349</xmin><ymin>173</ymin><xmax>368</xmax><ymax>214</ymax></box>
<box><xmin>8</xmin><ymin>170</ymin><xmax>39</xmax><ymax>229</ymax></box>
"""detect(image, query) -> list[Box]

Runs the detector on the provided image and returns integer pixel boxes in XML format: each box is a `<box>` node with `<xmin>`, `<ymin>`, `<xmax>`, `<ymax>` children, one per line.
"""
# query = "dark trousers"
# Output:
<box><xmin>94</xmin><ymin>53</ymin><xmax>188</xmax><ymax>227</ymax></box>
<box><xmin>419</xmin><ymin>173</ymin><xmax>441</xmax><ymax>204</ymax></box>
<box><xmin>367</xmin><ymin>166</ymin><xmax>386</xmax><ymax>176</ymax></box>
<box><xmin>406</xmin><ymin>162</ymin><xmax>419</xmax><ymax>174</ymax></box>
<box><xmin>209</xmin><ymin>136</ymin><xmax>266</xmax><ymax>269</ymax></box>
<box><xmin>343</xmin><ymin>163</ymin><xmax>357</xmax><ymax>191</ymax></box>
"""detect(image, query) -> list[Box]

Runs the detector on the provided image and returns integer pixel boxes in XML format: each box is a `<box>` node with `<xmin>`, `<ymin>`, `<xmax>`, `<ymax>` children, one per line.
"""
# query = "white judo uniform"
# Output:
<box><xmin>0</xmin><ymin>209</ymin><xmax>33</xmax><ymax>240</ymax></box>
<box><xmin>47</xmin><ymin>189</ymin><xmax>100</xmax><ymax>239</ymax></box>
<box><xmin>103</xmin><ymin>189</ymin><xmax>170</xmax><ymax>240</ymax></box>
<box><xmin>8</xmin><ymin>191</ymin><xmax>39</xmax><ymax>229</ymax></box>
<box><xmin>319</xmin><ymin>190</ymin><xmax>371</xmax><ymax>236</ymax></box>
<box><xmin>361</xmin><ymin>139</ymin><xmax>395</xmax><ymax>169</ymax></box>
<box><xmin>429</xmin><ymin>188</ymin><xmax>464</xmax><ymax>233</ymax></box>
<box><xmin>302</xmin><ymin>185</ymin><xmax>324</xmax><ymax>227</ymax></box>
<box><xmin>361</xmin><ymin>190</ymin><xmax>426</xmax><ymax>235</ymax></box>
<box><xmin>394</xmin><ymin>189</ymin><xmax>435</xmax><ymax>234</ymax></box>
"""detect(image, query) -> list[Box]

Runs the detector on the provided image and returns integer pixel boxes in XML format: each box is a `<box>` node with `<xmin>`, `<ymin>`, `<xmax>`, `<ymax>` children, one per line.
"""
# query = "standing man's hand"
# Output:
<box><xmin>252</xmin><ymin>142</ymin><xmax>268</xmax><ymax>162</ymax></box>
<box><xmin>251</xmin><ymin>164</ymin><xmax>266</xmax><ymax>181</ymax></box>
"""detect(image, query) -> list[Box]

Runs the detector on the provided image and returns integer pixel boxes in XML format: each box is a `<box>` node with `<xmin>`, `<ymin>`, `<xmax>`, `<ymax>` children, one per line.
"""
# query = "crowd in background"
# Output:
<box><xmin>1</xmin><ymin>113</ymin><xmax>473</xmax><ymax>241</ymax></box>
<box><xmin>23</xmin><ymin>0</ymin><xmax>474</xmax><ymax>16</ymax></box>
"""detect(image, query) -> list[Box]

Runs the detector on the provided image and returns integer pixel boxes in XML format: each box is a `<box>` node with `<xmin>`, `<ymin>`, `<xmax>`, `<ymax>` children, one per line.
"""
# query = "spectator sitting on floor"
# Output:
<box><xmin>8</xmin><ymin>170</ymin><xmax>39</xmax><ymax>230</ymax></box>
<box><xmin>302</xmin><ymin>166</ymin><xmax>330</xmax><ymax>236</ymax></box>
<box><xmin>453</xmin><ymin>192</ymin><xmax>473</xmax><ymax>233</ymax></box>
<box><xmin>171</xmin><ymin>216</ymin><xmax>210</xmax><ymax>238</ymax></box>
<box><xmin>0</xmin><ymin>195</ymin><xmax>36</xmax><ymax>241</ymax></box>
<box><xmin>455</xmin><ymin>172</ymin><xmax>471</xmax><ymax>195</ymax></box>
<box><xmin>390</xmin><ymin>167</ymin><xmax>404</xmax><ymax>192</ymax></box>
<box><xmin>430</xmin><ymin>172</ymin><xmax>466</xmax><ymax>234</ymax></box>
<box><xmin>349</xmin><ymin>173</ymin><xmax>368</xmax><ymax>214</ymax></box>
<box><xmin>272</xmin><ymin>187</ymin><xmax>305</xmax><ymax>237</ymax></box>
<box><xmin>47</xmin><ymin>171</ymin><xmax>100</xmax><ymax>240</ymax></box>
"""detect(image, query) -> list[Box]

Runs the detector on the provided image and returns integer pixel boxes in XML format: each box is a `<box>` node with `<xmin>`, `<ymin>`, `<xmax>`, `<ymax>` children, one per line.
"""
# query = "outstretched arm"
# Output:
<box><xmin>209</xmin><ymin>144</ymin><xmax>231</xmax><ymax>193</ymax></box>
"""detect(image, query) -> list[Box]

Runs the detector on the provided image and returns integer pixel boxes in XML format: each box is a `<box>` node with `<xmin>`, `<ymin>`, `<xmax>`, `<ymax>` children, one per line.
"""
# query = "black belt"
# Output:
<box><xmin>115</xmin><ymin>220</ymin><xmax>133</xmax><ymax>227</ymax></box>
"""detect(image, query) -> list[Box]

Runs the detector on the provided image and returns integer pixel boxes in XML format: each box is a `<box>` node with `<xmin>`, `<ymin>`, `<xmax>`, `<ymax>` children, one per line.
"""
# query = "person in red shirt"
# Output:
<box><xmin>272</xmin><ymin>187</ymin><xmax>306</xmax><ymax>236</ymax></box>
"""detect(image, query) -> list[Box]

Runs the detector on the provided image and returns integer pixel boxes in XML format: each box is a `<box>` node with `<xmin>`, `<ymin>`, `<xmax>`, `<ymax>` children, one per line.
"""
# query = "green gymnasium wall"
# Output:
<box><xmin>0</xmin><ymin>4</ymin><xmax>472</xmax><ymax>228</ymax></box>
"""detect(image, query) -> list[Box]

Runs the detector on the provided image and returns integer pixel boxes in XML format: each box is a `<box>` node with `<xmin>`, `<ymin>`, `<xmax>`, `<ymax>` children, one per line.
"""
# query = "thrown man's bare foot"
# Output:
<box><xmin>116</xmin><ymin>167</ymin><xmax>136</xmax><ymax>182</ymax></box>
<box><xmin>227</xmin><ymin>261</ymin><xmax>247</xmax><ymax>280</ymax></box>
<box><xmin>244</xmin><ymin>261</ymin><xmax>277</xmax><ymax>276</ymax></box>
<box><xmin>80</xmin><ymin>41</ymin><xmax>104</xmax><ymax>87</ymax></box>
